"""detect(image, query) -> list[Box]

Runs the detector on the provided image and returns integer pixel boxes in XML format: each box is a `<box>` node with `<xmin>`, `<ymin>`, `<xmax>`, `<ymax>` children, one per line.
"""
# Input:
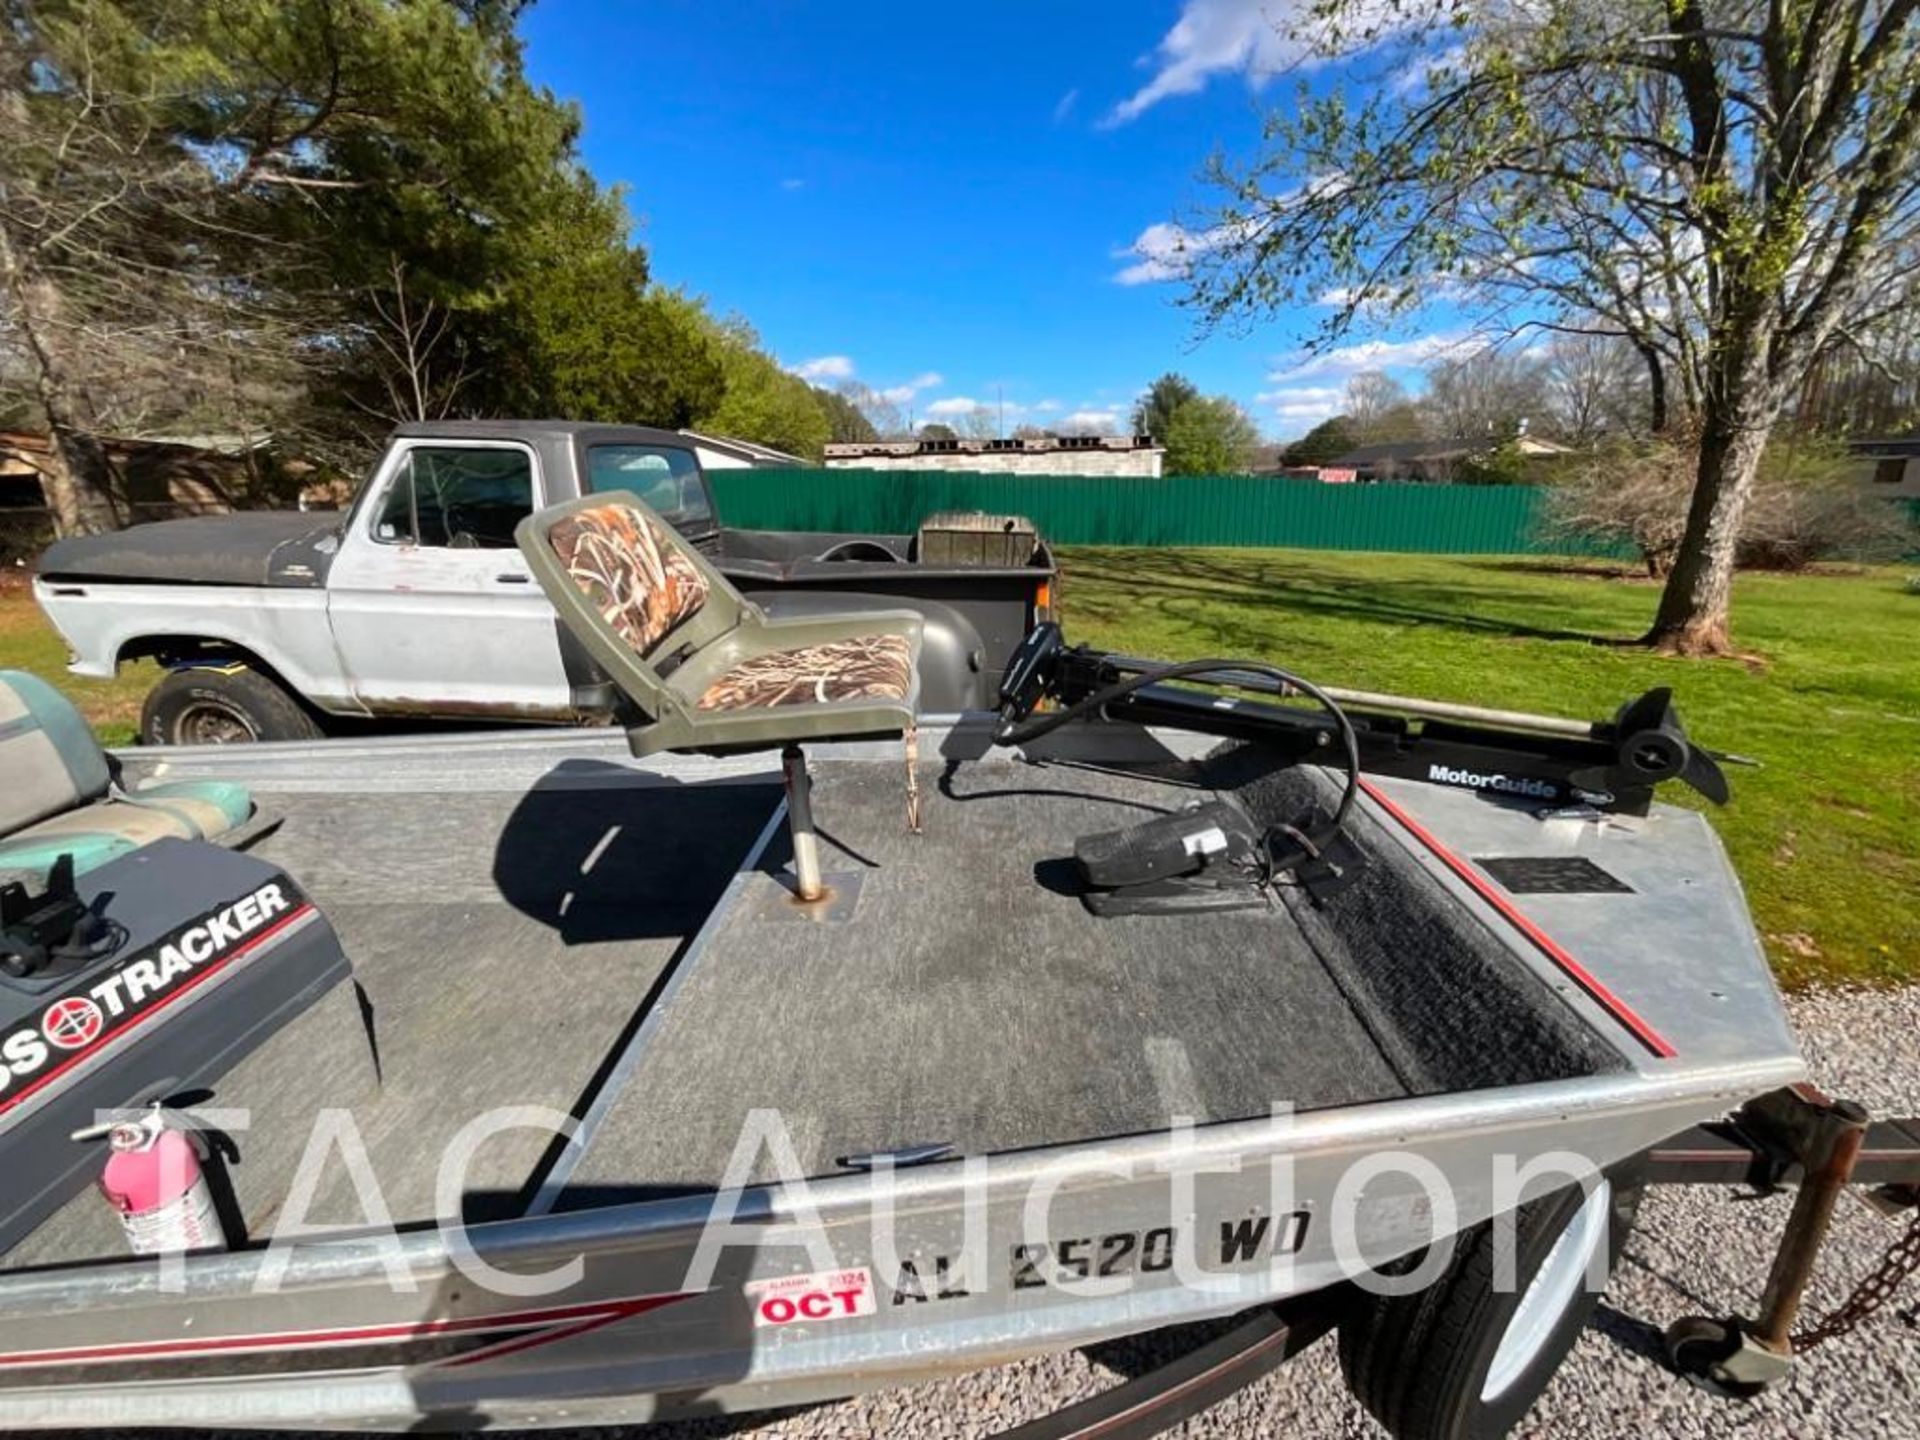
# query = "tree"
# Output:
<box><xmin>837</xmin><ymin>381</ymin><xmax>909</xmax><ymax>440</ymax></box>
<box><xmin>1282</xmin><ymin>414</ymin><xmax>1358</xmax><ymax>465</ymax></box>
<box><xmin>1344</xmin><ymin>371</ymin><xmax>1405</xmax><ymax>435</ymax></box>
<box><xmin>1186</xmin><ymin>0</ymin><xmax>1920</xmax><ymax>653</ymax></box>
<box><xmin>918</xmin><ymin>422</ymin><xmax>958</xmax><ymax>441</ymax></box>
<box><xmin>1163</xmin><ymin>395</ymin><xmax>1260</xmax><ymax>475</ymax></box>
<box><xmin>1</xmin><ymin>0</ymin><xmax>259</xmax><ymax>532</ymax></box>
<box><xmin>1548</xmin><ymin>436</ymin><xmax>1908</xmax><ymax>574</ymax></box>
<box><xmin>815</xmin><ymin>385</ymin><xmax>878</xmax><ymax>443</ymax></box>
<box><xmin>1541</xmin><ymin>333</ymin><xmax>1652</xmax><ymax>445</ymax></box>
<box><xmin>954</xmin><ymin>405</ymin><xmax>1000</xmax><ymax>441</ymax></box>
<box><xmin>1420</xmin><ymin>351</ymin><xmax>1547</xmax><ymax>441</ymax></box>
<box><xmin>0</xmin><ymin>0</ymin><xmax>668</xmax><ymax>523</ymax></box>
<box><xmin>690</xmin><ymin>313</ymin><xmax>830</xmax><ymax>461</ymax></box>
<box><xmin>1132</xmin><ymin>372</ymin><xmax>1200</xmax><ymax>440</ymax></box>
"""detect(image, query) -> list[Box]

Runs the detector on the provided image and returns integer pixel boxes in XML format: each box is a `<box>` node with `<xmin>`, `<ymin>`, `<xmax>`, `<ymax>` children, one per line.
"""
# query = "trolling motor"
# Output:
<box><xmin>992</xmin><ymin>623</ymin><xmax>1737</xmax><ymax>914</ymax></box>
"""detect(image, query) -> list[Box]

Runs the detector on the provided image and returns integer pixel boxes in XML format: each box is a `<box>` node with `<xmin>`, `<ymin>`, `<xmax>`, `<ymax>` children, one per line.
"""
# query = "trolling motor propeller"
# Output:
<box><xmin>1572</xmin><ymin>687</ymin><xmax>1731</xmax><ymax>806</ymax></box>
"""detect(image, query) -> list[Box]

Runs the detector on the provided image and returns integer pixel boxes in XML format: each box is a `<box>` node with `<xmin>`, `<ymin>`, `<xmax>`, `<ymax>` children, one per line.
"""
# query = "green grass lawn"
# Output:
<box><xmin>1058</xmin><ymin>548</ymin><xmax>1918</xmax><ymax>991</ymax></box>
<box><xmin>0</xmin><ymin>576</ymin><xmax>154</xmax><ymax>746</ymax></box>
<box><xmin>2</xmin><ymin>554</ymin><xmax>1912</xmax><ymax>988</ymax></box>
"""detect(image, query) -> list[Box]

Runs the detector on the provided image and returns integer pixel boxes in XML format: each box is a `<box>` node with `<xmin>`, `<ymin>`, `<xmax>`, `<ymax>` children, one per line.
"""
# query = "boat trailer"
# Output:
<box><xmin>969</xmin><ymin>1075</ymin><xmax>1920</xmax><ymax>1439</ymax></box>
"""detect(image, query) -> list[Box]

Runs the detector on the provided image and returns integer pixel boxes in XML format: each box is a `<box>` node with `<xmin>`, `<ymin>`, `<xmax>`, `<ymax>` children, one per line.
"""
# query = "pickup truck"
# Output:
<box><xmin>33</xmin><ymin>420</ymin><xmax>1055</xmax><ymax>743</ymax></box>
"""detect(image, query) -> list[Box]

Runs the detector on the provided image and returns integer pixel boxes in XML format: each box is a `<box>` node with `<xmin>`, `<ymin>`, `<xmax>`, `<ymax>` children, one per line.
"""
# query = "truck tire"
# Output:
<box><xmin>141</xmin><ymin>665</ymin><xmax>323</xmax><ymax>745</ymax></box>
<box><xmin>1337</xmin><ymin>1172</ymin><xmax>1643</xmax><ymax>1440</ymax></box>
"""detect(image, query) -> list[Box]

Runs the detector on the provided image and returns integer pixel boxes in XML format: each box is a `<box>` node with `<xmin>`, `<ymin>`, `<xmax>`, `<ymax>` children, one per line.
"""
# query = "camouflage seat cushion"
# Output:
<box><xmin>697</xmin><ymin>634</ymin><xmax>914</xmax><ymax>712</ymax></box>
<box><xmin>548</xmin><ymin>502</ymin><xmax>709</xmax><ymax>656</ymax></box>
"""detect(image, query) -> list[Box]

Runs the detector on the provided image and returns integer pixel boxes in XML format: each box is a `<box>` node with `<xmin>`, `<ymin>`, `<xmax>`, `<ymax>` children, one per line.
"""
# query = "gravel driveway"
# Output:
<box><xmin>52</xmin><ymin>987</ymin><xmax>1920</xmax><ymax>1440</ymax></box>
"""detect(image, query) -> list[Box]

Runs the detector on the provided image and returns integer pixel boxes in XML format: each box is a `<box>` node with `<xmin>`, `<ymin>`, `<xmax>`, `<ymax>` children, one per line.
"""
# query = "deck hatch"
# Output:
<box><xmin>1476</xmin><ymin>856</ymin><xmax>1633</xmax><ymax>896</ymax></box>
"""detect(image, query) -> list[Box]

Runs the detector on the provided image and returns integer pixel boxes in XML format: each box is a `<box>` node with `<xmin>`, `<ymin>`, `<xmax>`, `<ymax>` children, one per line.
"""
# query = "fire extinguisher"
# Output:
<box><xmin>72</xmin><ymin>1103</ymin><xmax>228</xmax><ymax>1255</ymax></box>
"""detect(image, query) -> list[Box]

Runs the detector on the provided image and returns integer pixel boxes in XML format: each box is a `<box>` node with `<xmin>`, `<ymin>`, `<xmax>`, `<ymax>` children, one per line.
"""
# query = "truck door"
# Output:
<box><xmin>324</xmin><ymin>439</ymin><xmax>573</xmax><ymax>718</ymax></box>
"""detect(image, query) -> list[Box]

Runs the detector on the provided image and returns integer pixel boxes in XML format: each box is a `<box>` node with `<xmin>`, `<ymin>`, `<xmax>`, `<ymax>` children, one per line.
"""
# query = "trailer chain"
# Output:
<box><xmin>1790</xmin><ymin>1208</ymin><xmax>1920</xmax><ymax>1350</ymax></box>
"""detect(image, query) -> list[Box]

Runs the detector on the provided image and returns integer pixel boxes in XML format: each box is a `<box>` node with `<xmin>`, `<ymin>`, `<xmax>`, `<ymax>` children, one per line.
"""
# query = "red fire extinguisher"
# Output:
<box><xmin>73</xmin><ymin>1104</ymin><xmax>228</xmax><ymax>1255</ymax></box>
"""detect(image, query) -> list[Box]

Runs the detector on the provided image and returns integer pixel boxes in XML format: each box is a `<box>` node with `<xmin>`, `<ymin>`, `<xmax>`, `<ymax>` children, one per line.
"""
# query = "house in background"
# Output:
<box><xmin>824</xmin><ymin>434</ymin><xmax>1164</xmax><ymax>478</ymax></box>
<box><xmin>0</xmin><ymin>428</ymin><xmax>283</xmax><ymax>515</ymax></box>
<box><xmin>1329</xmin><ymin>434</ymin><xmax>1574</xmax><ymax>483</ymax></box>
<box><xmin>1849</xmin><ymin>436</ymin><xmax>1920</xmax><ymax>498</ymax></box>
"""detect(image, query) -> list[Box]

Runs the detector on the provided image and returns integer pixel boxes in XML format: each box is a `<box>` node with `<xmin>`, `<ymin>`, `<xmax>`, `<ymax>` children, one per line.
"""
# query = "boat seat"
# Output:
<box><xmin>0</xmin><ymin>670</ymin><xmax>253</xmax><ymax>880</ymax></box>
<box><xmin>517</xmin><ymin>493</ymin><xmax>924</xmax><ymax>899</ymax></box>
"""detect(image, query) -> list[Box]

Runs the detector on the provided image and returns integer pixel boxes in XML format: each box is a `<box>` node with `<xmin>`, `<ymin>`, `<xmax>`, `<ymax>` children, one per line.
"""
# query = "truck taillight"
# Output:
<box><xmin>1034</xmin><ymin>579</ymin><xmax>1053</xmax><ymax>621</ymax></box>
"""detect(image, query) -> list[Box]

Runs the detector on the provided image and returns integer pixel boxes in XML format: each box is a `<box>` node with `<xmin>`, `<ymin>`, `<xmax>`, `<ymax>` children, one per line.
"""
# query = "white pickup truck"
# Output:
<box><xmin>34</xmin><ymin>420</ymin><xmax>1054</xmax><ymax>742</ymax></box>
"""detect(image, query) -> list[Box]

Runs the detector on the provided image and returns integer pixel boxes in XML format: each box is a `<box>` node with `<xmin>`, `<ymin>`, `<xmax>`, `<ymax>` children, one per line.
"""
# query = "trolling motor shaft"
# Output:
<box><xmin>994</xmin><ymin>623</ymin><xmax>1732</xmax><ymax>816</ymax></box>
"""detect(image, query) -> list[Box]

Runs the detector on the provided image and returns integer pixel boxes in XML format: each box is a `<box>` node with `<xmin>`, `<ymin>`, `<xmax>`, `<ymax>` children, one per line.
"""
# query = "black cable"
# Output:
<box><xmin>995</xmin><ymin>656</ymin><xmax>1362</xmax><ymax>850</ymax></box>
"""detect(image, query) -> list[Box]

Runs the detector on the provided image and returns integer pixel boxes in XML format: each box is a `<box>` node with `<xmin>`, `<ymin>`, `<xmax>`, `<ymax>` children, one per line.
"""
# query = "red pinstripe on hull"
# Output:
<box><xmin>0</xmin><ymin>1291</ymin><xmax>697</xmax><ymax>1372</ymax></box>
<box><xmin>1356</xmin><ymin>777</ymin><xmax>1677</xmax><ymax>1060</ymax></box>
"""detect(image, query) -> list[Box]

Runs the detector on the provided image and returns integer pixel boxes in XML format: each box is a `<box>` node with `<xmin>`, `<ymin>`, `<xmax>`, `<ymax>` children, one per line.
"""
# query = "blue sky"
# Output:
<box><xmin>518</xmin><ymin>0</ymin><xmax>1466</xmax><ymax>439</ymax></box>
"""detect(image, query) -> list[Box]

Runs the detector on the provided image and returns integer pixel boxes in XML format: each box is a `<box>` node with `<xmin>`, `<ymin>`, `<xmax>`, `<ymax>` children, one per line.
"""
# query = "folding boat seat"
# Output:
<box><xmin>516</xmin><ymin>492</ymin><xmax>923</xmax><ymax>900</ymax></box>
<box><xmin>0</xmin><ymin>670</ymin><xmax>253</xmax><ymax>879</ymax></box>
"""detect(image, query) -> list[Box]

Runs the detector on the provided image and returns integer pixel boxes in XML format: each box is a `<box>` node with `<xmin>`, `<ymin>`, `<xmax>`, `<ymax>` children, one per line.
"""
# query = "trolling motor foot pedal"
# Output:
<box><xmin>1073</xmin><ymin>799</ymin><xmax>1271</xmax><ymax>916</ymax></box>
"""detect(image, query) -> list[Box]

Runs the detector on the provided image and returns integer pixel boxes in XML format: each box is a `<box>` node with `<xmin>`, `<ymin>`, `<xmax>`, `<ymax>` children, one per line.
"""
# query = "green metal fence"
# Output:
<box><xmin>708</xmin><ymin>468</ymin><xmax>1623</xmax><ymax>555</ymax></box>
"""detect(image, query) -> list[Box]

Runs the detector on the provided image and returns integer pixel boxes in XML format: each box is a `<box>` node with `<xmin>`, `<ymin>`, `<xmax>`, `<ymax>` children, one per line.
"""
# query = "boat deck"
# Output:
<box><xmin>553</xmin><ymin>751</ymin><xmax>1624</xmax><ymax>1200</ymax></box>
<box><xmin>5</xmin><ymin>763</ymin><xmax>778</xmax><ymax>1267</ymax></box>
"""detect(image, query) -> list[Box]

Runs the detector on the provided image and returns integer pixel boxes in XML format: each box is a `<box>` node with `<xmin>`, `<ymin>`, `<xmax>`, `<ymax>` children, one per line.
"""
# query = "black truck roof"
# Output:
<box><xmin>387</xmin><ymin>420</ymin><xmax>695</xmax><ymax>449</ymax></box>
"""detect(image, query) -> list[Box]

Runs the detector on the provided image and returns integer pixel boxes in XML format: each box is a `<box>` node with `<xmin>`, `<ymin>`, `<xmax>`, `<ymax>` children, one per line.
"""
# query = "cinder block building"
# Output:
<box><xmin>824</xmin><ymin>434</ymin><xmax>1164</xmax><ymax>478</ymax></box>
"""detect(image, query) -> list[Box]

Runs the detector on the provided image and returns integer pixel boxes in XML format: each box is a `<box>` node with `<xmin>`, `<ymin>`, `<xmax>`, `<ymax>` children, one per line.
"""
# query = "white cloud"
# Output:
<box><xmin>1113</xmin><ymin>220</ymin><xmax>1242</xmax><ymax>285</ymax></box>
<box><xmin>925</xmin><ymin>396</ymin><xmax>985</xmax><ymax>417</ymax></box>
<box><xmin>1032</xmin><ymin>399</ymin><xmax>1063</xmax><ymax>413</ymax></box>
<box><xmin>1254</xmin><ymin>384</ymin><xmax>1346</xmax><ymax>426</ymax></box>
<box><xmin>1267</xmin><ymin>331</ymin><xmax>1483</xmax><ymax>381</ymax></box>
<box><xmin>1053</xmin><ymin>88</ymin><xmax>1080</xmax><ymax>122</ymax></box>
<box><xmin>780</xmin><ymin>177</ymin><xmax>806</xmax><ymax>192</ymax></box>
<box><xmin>878</xmin><ymin>371</ymin><xmax>943</xmax><ymax>405</ymax></box>
<box><xmin>1390</xmin><ymin>42</ymin><xmax>1467</xmax><ymax>96</ymax></box>
<box><xmin>1108</xmin><ymin>0</ymin><xmax>1413</xmax><ymax>125</ymax></box>
<box><xmin>1113</xmin><ymin>179</ymin><xmax>1342</xmax><ymax>284</ymax></box>
<box><xmin>1058</xmin><ymin>407</ymin><xmax>1124</xmax><ymax>433</ymax></box>
<box><xmin>791</xmin><ymin>355</ymin><xmax>855</xmax><ymax>382</ymax></box>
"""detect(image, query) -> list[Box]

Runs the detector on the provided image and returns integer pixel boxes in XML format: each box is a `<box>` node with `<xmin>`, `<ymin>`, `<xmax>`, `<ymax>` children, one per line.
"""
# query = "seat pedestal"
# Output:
<box><xmin>781</xmin><ymin>746</ymin><xmax>825</xmax><ymax>902</ymax></box>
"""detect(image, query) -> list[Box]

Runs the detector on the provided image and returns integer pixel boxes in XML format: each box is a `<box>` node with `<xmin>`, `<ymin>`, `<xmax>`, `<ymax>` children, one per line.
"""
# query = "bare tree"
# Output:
<box><xmin>837</xmin><ymin>380</ymin><xmax>909</xmax><ymax>440</ymax></box>
<box><xmin>350</xmin><ymin>256</ymin><xmax>471</xmax><ymax>425</ymax></box>
<box><xmin>1541</xmin><ymin>333</ymin><xmax>1652</xmax><ymax>445</ymax></box>
<box><xmin>954</xmin><ymin>405</ymin><xmax>1000</xmax><ymax>441</ymax></box>
<box><xmin>1344</xmin><ymin>370</ymin><xmax>1408</xmax><ymax>434</ymax></box>
<box><xmin>1420</xmin><ymin>351</ymin><xmax>1548</xmax><ymax>441</ymax></box>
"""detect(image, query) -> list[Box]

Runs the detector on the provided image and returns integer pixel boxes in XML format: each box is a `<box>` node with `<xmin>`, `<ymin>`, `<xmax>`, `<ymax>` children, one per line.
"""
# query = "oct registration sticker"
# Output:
<box><xmin>746</xmin><ymin>1267</ymin><xmax>877</xmax><ymax>1327</ymax></box>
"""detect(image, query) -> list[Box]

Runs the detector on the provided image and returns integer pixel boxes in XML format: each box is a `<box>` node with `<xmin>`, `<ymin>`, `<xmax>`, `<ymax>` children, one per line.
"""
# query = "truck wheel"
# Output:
<box><xmin>141</xmin><ymin>665</ymin><xmax>322</xmax><ymax>745</ymax></box>
<box><xmin>1337</xmin><ymin>1173</ymin><xmax>1643</xmax><ymax>1440</ymax></box>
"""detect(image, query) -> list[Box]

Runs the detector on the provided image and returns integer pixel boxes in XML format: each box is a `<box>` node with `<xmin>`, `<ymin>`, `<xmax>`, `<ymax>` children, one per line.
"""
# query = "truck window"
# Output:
<box><xmin>373</xmin><ymin>447</ymin><xmax>534</xmax><ymax>549</ymax></box>
<box><xmin>586</xmin><ymin>444</ymin><xmax>714</xmax><ymax>529</ymax></box>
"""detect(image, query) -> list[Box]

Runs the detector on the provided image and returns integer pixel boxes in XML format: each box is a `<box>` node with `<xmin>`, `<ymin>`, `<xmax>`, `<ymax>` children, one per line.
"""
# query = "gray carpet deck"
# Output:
<box><xmin>248</xmin><ymin>768</ymin><xmax>780</xmax><ymax>1222</ymax></box>
<box><xmin>7</xmin><ymin>750</ymin><xmax>1619</xmax><ymax>1265</ymax></box>
<box><xmin>5</xmin><ymin>765</ymin><xmax>778</xmax><ymax>1266</ymax></box>
<box><xmin>560</xmin><ymin>759</ymin><xmax>1416</xmax><ymax>1200</ymax></box>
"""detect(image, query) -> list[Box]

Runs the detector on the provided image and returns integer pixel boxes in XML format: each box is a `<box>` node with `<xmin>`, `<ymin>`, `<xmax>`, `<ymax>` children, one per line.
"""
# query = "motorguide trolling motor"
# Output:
<box><xmin>992</xmin><ymin>621</ymin><xmax>1737</xmax><ymax>916</ymax></box>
